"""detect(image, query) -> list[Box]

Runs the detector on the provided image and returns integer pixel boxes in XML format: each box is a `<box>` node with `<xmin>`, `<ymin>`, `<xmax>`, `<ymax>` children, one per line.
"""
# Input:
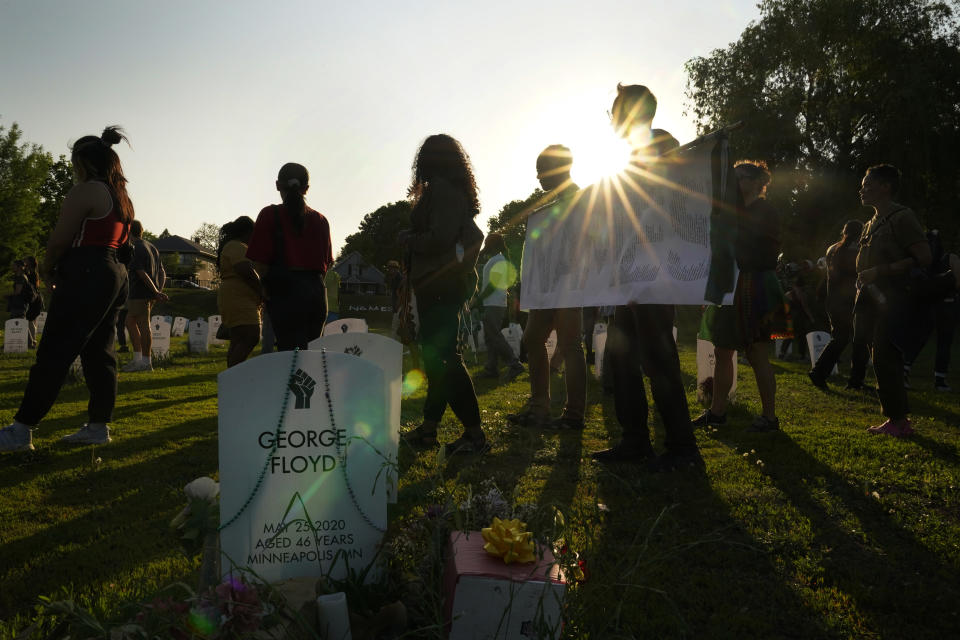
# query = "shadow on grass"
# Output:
<box><xmin>711</xmin><ymin>426</ymin><xmax>960</xmax><ymax>637</ymax></box>
<box><xmin>579</xmin><ymin>462</ymin><xmax>831</xmax><ymax>638</ymax></box>
<box><xmin>0</xmin><ymin>418</ymin><xmax>217</xmax><ymax>622</ymax></box>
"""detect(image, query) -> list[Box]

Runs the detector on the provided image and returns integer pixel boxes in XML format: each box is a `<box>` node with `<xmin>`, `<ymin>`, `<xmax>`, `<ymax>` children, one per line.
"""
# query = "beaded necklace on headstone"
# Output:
<box><xmin>320</xmin><ymin>347</ymin><xmax>386</xmax><ymax>534</ymax></box>
<box><xmin>218</xmin><ymin>347</ymin><xmax>300</xmax><ymax>532</ymax></box>
<box><xmin>219</xmin><ymin>347</ymin><xmax>385</xmax><ymax>535</ymax></box>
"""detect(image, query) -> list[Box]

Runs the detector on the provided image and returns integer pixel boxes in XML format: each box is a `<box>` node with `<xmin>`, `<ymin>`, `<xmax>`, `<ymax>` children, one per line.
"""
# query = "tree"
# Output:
<box><xmin>338</xmin><ymin>201</ymin><xmax>413</xmax><ymax>269</ymax></box>
<box><xmin>486</xmin><ymin>189</ymin><xmax>547</xmax><ymax>271</ymax></box>
<box><xmin>192</xmin><ymin>222</ymin><xmax>221</xmax><ymax>252</ymax></box>
<box><xmin>34</xmin><ymin>155</ymin><xmax>73</xmax><ymax>254</ymax></box>
<box><xmin>685</xmin><ymin>0</ymin><xmax>960</xmax><ymax>256</ymax></box>
<box><xmin>0</xmin><ymin>123</ymin><xmax>54</xmax><ymax>273</ymax></box>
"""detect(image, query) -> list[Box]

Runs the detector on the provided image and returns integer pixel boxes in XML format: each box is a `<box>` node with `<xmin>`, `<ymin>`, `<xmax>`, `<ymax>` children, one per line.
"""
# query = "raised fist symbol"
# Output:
<box><xmin>289</xmin><ymin>368</ymin><xmax>317</xmax><ymax>409</ymax></box>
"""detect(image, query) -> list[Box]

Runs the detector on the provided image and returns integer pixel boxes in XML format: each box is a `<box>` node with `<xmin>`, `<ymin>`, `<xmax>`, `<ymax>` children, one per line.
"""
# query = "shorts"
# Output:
<box><xmin>128</xmin><ymin>298</ymin><xmax>153</xmax><ymax>317</ymax></box>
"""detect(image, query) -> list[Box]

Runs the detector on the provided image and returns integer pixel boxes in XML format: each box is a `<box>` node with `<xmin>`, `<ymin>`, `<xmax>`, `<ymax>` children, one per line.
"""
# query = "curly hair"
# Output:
<box><xmin>408</xmin><ymin>134</ymin><xmax>480</xmax><ymax>217</ymax></box>
<box><xmin>734</xmin><ymin>159</ymin><xmax>771</xmax><ymax>186</ymax></box>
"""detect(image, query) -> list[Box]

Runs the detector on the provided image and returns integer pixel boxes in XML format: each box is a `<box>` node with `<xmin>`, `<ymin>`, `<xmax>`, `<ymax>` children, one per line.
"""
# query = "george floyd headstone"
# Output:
<box><xmin>208</xmin><ymin>315</ymin><xmax>226</xmax><ymax>345</ymax></box>
<box><xmin>311</xmin><ymin>332</ymin><xmax>402</xmax><ymax>503</ymax></box>
<box><xmin>806</xmin><ymin>331</ymin><xmax>838</xmax><ymax>374</ymax></box>
<box><xmin>592</xmin><ymin>323</ymin><xmax>607</xmax><ymax>380</ymax></box>
<box><xmin>501</xmin><ymin>323</ymin><xmax>523</xmax><ymax>359</ymax></box>
<box><xmin>696</xmin><ymin>338</ymin><xmax>737</xmax><ymax>405</ymax></box>
<box><xmin>218</xmin><ymin>350</ymin><xmax>388</xmax><ymax>583</ymax></box>
<box><xmin>172</xmin><ymin>316</ymin><xmax>188</xmax><ymax>337</ymax></box>
<box><xmin>189</xmin><ymin>318</ymin><xmax>209</xmax><ymax>353</ymax></box>
<box><xmin>4</xmin><ymin>318</ymin><xmax>29</xmax><ymax>353</ymax></box>
<box><xmin>36</xmin><ymin>311</ymin><xmax>48</xmax><ymax>335</ymax></box>
<box><xmin>323</xmin><ymin>317</ymin><xmax>369</xmax><ymax>336</ymax></box>
<box><xmin>151</xmin><ymin>319</ymin><xmax>172</xmax><ymax>358</ymax></box>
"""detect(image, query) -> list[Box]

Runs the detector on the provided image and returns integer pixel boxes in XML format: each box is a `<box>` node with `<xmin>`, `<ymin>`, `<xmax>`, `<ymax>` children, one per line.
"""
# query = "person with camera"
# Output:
<box><xmin>855</xmin><ymin>164</ymin><xmax>933</xmax><ymax>437</ymax></box>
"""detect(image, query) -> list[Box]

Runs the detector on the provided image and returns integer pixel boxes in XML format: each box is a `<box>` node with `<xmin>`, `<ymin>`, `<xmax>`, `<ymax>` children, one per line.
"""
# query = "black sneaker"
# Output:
<box><xmin>591</xmin><ymin>442</ymin><xmax>655</xmax><ymax>464</ymax></box>
<box><xmin>747</xmin><ymin>415</ymin><xmax>780</xmax><ymax>433</ymax></box>
<box><xmin>505</xmin><ymin>363</ymin><xmax>525</xmax><ymax>381</ymax></box>
<box><xmin>444</xmin><ymin>432</ymin><xmax>490</xmax><ymax>456</ymax></box>
<box><xmin>402</xmin><ymin>422</ymin><xmax>438</xmax><ymax>446</ymax></box>
<box><xmin>506</xmin><ymin>410</ymin><xmax>551</xmax><ymax>428</ymax></box>
<box><xmin>545</xmin><ymin>415</ymin><xmax>585</xmax><ymax>431</ymax></box>
<box><xmin>692</xmin><ymin>409</ymin><xmax>726</xmax><ymax>428</ymax></box>
<box><xmin>807</xmin><ymin>370</ymin><xmax>828</xmax><ymax>390</ymax></box>
<box><xmin>648</xmin><ymin>449</ymin><xmax>704</xmax><ymax>472</ymax></box>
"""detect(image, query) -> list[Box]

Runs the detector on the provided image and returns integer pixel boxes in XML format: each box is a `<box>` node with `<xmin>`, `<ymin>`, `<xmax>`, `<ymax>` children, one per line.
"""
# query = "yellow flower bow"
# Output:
<box><xmin>481</xmin><ymin>517</ymin><xmax>536</xmax><ymax>564</ymax></box>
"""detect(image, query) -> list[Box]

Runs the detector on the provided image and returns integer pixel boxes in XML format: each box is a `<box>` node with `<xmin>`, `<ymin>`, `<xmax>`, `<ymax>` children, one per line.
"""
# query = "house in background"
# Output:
<box><xmin>153</xmin><ymin>235</ymin><xmax>217</xmax><ymax>288</ymax></box>
<box><xmin>331</xmin><ymin>251</ymin><xmax>386</xmax><ymax>295</ymax></box>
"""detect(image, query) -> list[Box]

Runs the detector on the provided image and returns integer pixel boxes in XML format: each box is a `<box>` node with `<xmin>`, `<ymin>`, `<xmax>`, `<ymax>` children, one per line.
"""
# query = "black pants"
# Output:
<box><xmin>416</xmin><ymin>282</ymin><xmax>481</xmax><ymax>428</ymax></box>
<box><xmin>856</xmin><ymin>291</ymin><xmax>912</xmax><ymax>420</ymax></box>
<box><xmin>266</xmin><ymin>271</ymin><xmax>326</xmax><ymax>351</ymax></box>
<box><xmin>811</xmin><ymin>299</ymin><xmax>868</xmax><ymax>385</ymax></box>
<box><xmin>16</xmin><ymin>248</ymin><xmax>128</xmax><ymax>426</ymax></box>
<box><xmin>608</xmin><ymin>304</ymin><xmax>696</xmax><ymax>455</ymax></box>
<box><xmin>904</xmin><ymin>298</ymin><xmax>959</xmax><ymax>375</ymax></box>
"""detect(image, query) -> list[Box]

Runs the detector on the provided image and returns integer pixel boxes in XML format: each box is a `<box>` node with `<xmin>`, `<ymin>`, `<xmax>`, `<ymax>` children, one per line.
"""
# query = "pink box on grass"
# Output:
<box><xmin>443</xmin><ymin>531</ymin><xmax>566</xmax><ymax>640</ymax></box>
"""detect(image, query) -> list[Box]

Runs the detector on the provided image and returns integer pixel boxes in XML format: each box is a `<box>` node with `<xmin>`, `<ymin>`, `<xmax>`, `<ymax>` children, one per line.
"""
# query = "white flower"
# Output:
<box><xmin>184</xmin><ymin>477</ymin><xmax>219</xmax><ymax>502</ymax></box>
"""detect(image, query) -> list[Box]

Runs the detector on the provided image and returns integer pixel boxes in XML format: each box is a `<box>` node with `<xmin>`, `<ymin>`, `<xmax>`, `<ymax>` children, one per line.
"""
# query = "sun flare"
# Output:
<box><xmin>569</xmin><ymin>128</ymin><xmax>633</xmax><ymax>187</ymax></box>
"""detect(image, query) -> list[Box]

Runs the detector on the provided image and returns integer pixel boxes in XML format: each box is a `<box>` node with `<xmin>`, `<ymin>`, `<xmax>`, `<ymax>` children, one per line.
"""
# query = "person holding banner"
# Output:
<box><xmin>399</xmin><ymin>134</ymin><xmax>487</xmax><ymax>455</ymax></box>
<box><xmin>808</xmin><ymin>220</ymin><xmax>869</xmax><ymax>390</ymax></box>
<box><xmin>217</xmin><ymin>216</ymin><xmax>262</xmax><ymax>367</ymax></box>
<box><xmin>246</xmin><ymin>163</ymin><xmax>333</xmax><ymax>351</ymax></box>
<box><xmin>507</xmin><ymin>145</ymin><xmax>586</xmax><ymax>430</ymax></box>
<box><xmin>590</xmin><ymin>85</ymin><xmax>702</xmax><ymax>470</ymax></box>
<box><xmin>1</xmin><ymin>126</ymin><xmax>132</xmax><ymax>451</ymax></box>
<box><xmin>695</xmin><ymin>160</ymin><xmax>786</xmax><ymax>433</ymax></box>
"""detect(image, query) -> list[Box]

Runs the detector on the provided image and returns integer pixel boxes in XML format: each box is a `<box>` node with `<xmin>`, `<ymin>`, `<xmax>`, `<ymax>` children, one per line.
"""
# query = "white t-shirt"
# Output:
<box><xmin>481</xmin><ymin>253</ymin><xmax>510</xmax><ymax>307</ymax></box>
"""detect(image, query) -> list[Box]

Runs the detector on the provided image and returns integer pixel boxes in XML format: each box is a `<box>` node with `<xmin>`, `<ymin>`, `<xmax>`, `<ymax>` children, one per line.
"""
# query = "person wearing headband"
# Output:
<box><xmin>246</xmin><ymin>162</ymin><xmax>333</xmax><ymax>350</ymax></box>
<box><xmin>1</xmin><ymin>126</ymin><xmax>133</xmax><ymax>451</ymax></box>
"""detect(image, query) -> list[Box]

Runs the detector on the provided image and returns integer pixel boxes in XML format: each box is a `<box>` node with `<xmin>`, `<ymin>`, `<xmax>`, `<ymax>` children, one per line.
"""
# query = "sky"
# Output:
<box><xmin>1</xmin><ymin>0</ymin><xmax>761</xmax><ymax>258</ymax></box>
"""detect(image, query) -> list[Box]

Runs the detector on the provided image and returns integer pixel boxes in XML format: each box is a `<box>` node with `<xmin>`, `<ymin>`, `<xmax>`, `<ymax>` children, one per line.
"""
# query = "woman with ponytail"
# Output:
<box><xmin>1</xmin><ymin>126</ymin><xmax>133</xmax><ymax>451</ymax></box>
<box><xmin>217</xmin><ymin>215</ymin><xmax>262</xmax><ymax>367</ymax></box>
<box><xmin>246</xmin><ymin>163</ymin><xmax>332</xmax><ymax>350</ymax></box>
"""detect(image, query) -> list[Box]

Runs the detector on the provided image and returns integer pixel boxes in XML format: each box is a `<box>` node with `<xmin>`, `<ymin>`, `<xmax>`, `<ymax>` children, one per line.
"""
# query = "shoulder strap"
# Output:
<box><xmin>861</xmin><ymin>206</ymin><xmax>908</xmax><ymax>243</ymax></box>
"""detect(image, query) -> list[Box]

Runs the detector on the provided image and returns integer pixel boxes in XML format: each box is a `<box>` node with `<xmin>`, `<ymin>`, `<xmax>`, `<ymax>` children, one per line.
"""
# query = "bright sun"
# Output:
<box><xmin>569</xmin><ymin>127</ymin><xmax>633</xmax><ymax>187</ymax></box>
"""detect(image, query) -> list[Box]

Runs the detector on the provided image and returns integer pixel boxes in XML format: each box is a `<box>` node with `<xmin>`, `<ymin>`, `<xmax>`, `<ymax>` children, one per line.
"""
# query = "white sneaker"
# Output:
<box><xmin>122</xmin><ymin>360</ymin><xmax>153</xmax><ymax>373</ymax></box>
<box><xmin>61</xmin><ymin>423</ymin><xmax>111</xmax><ymax>445</ymax></box>
<box><xmin>0</xmin><ymin>423</ymin><xmax>34</xmax><ymax>452</ymax></box>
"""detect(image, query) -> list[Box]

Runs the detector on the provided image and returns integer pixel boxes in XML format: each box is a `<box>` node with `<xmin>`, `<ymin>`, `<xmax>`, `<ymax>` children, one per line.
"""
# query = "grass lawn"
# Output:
<box><xmin>1</xmin><ymin>304</ymin><xmax>958</xmax><ymax>638</ymax></box>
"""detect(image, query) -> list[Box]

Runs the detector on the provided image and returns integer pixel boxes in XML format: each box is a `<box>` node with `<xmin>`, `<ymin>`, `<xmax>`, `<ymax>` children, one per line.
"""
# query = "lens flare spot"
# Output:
<box><xmin>188</xmin><ymin>608</ymin><xmax>218</xmax><ymax>636</ymax></box>
<box><xmin>402</xmin><ymin>369</ymin><xmax>425</xmax><ymax>397</ymax></box>
<box><xmin>355</xmin><ymin>421</ymin><xmax>372</xmax><ymax>438</ymax></box>
<box><xmin>531</xmin><ymin>229</ymin><xmax>541</xmax><ymax>240</ymax></box>
<box><xmin>489</xmin><ymin>259</ymin><xmax>518</xmax><ymax>290</ymax></box>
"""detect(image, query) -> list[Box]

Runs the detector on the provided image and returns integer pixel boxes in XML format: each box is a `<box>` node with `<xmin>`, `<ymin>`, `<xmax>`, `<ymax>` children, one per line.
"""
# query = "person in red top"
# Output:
<box><xmin>246</xmin><ymin>163</ymin><xmax>333</xmax><ymax>350</ymax></box>
<box><xmin>1</xmin><ymin>126</ymin><xmax>133</xmax><ymax>452</ymax></box>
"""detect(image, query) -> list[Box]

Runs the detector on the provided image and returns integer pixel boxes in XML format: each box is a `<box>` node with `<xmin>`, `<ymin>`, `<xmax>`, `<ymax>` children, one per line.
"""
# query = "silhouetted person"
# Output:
<box><xmin>591</xmin><ymin>85</ymin><xmax>701</xmax><ymax>470</ymax></box>
<box><xmin>507</xmin><ymin>145</ymin><xmax>586</xmax><ymax>430</ymax></box>
<box><xmin>1</xmin><ymin>126</ymin><xmax>134</xmax><ymax>451</ymax></box>
<box><xmin>399</xmin><ymin>134</ymin><xmax>486</xmax><ymax>455</ymax></box>
<box><xmin>808</xmin><ymin>220</ymin><xmax>869</xmax><ymax>389</ymax></box>
<box><xmin>473</xmin><ymin>233</ymin><xmax>524</xmax><ymax>381</ymax></box>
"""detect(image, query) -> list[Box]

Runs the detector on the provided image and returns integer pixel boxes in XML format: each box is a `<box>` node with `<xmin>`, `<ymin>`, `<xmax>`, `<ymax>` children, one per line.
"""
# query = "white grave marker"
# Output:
<box><xmin>806</xmin><ymin>331</ymin><xmax>838</xmax><ymax>374</ymax></box>
<box><xmin>151</xmin><ymin>319</ymin><xmax>172</xmax><ymax>358</ymax></box>
<box><xmin>189</xmin><ymin>318</ymin><xmax>209</xmax><ymax>353</ymax></box>
<box><xmin>696</xmin><ymin>338</ymin><xmax>737</xmax><ymax>405</ymax></box>
<box><xmin>151</xmin><ymin>314</ymin><xmax>165</xmax><ymax>326</ymax></box>
<box><xmin>70</xmin><ymin>356</ymin><xmax>83</xmax><ymax>377</ymax></box>
<box><xmin>311</xmin><ymin>333</ymin><xmax>402</xmax><ymax>503</ymax></box>
<box><xmin>673</xmin><ymin>326</ymin><xmax>678</xmax><ymax>344</ymax></box>
<box><xmin>36</xmin><ymin>311</ymin><xmax>48</xmax><ymax>335</ymax></box>
<box><xmin>774</xmin><ymin>338</ymin><xmax>793</xmax><ymax>358</ymax></box>
<box><xmin>208</xmin><ymin>315</ymin><xmax>226</xmax><ymax>345</ymax></box>
<box><xmin>218</xmin><ymin>351</ymin><xmax>388</xmax><ymax>583</ymax></box>
<box><xmin>501</xmin><ymin>322</ymin><xmax>523</xmax><ymax>359</ymax></box>
<box><xmin>172</xmin><ymin>316</ymin><xmax>188</xmax><ymax>337</ymax></box>
<box><xmin>323</xmin><ymin>318</ymin><xmax>369</xmax><ymax>336</ymax></box>
<box><xmin>545</xmin><ymin>330</ymin><xmax>557</xmax><ymax>362</ymax></box>
<box><xmin>592</xmin><ymin>322</ymin><xmax>607</xmax><ymax>380</ymax></box>
<box><xmin>4</xmin><ymin>318</ymin><xmax>29</xmax><ymax>353</ymax></box>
